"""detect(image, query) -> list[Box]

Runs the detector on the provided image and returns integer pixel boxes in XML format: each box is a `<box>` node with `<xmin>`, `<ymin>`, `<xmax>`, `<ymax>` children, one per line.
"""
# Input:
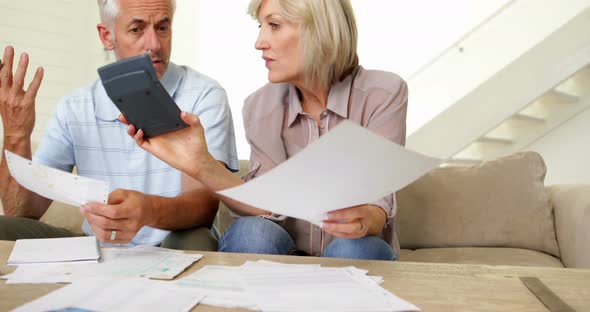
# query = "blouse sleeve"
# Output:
<box><xmin>366</xmin><ymin>79</ymin><xmax>408</xmax><ymax>224</ymax></box>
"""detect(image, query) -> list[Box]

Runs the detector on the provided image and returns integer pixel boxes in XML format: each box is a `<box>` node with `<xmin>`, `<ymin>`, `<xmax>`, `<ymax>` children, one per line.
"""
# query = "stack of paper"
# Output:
<box><xmin>173</xmin><ymin>260</ymin><xmax>420</xmax><ymax>312</ymax></box>
<box><xmin>12</xmin><ymin>277</ymin><xmax>203</xmax><ymax>312</ymax></box>
<box><xmin>7</xmin><ymin>236</ymin><xmax>101</xmax><ymax>265</ymax></box>
<box><xmin>2</xmin><ymin>245</ymin><xmax>202</xmax><ymax>284</ymax></box>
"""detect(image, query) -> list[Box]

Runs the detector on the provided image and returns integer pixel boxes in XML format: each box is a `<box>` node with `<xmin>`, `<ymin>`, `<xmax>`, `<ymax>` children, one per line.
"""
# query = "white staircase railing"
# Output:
<box><xmin>406</xmin><ymin>1</ymin><xmax>590</xmax><ymax>163</ymax></box>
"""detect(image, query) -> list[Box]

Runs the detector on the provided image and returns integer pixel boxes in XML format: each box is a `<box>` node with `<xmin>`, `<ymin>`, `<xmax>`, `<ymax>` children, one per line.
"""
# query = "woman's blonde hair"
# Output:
<box><xmin>249</xmin><ymin>0</ymin><xmax>359</xmax><ymax>90</ymax></box>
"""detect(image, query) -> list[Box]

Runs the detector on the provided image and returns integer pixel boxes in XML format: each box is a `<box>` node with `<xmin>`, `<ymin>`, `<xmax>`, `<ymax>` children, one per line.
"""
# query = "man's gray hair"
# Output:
<box><xmin>97</xmin><ymin>0</ymin><xmax>177</xmax><ymax>28</ymax></box>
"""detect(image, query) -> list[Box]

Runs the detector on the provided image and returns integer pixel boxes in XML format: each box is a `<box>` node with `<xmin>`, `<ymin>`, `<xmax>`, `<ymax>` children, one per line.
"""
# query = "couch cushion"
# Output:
<box><xmin>397</xmin><ymin>152</ymin><xmax>560</xmax><ymax>257</ymax></box>
<box><xmin>39</xmin><ymin>202</ymin><xmax>84</xmax><ymax>235</ymax></box>
<box><xmin>0</xmin><ymin>189</ymin><xmax>83</xmax><ymax>234</ymax></box>
<box><xmin>398</xmin><ymin>249</ymin><xmax>415</xmax><ymax>261</ymax></box>
<box><xmin>401</xmin><ymin>247</ymin><xmax>564</xmax><ymax>268</ymax></box>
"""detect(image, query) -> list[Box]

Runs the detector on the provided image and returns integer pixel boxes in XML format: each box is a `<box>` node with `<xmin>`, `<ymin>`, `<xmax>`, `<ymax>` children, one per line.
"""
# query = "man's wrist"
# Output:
<box><xmin>2</xmin><ymin>135</ymin><xmax>32</xmax><ymax>156</ymax></box>
<box><xmin>145</xmin><ymin>193</ymin><xmax>163</xmax><ymax>228</ymax></box>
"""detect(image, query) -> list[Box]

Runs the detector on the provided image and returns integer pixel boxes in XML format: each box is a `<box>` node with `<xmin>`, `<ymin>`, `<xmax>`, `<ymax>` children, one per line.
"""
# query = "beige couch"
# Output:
<box><xmin>395</xmin><ymin>152</ymin><xmax>589</xmax><ymax>268</ymax></box>
<box><xmin>2</xmin><ymin>152</ymin><xmax>589</xmax><ymax>268</ymax></box>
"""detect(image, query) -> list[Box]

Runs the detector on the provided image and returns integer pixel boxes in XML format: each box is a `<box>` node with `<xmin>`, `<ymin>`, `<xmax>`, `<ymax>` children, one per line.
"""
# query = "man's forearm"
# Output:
<box><xmin>147</xmin><ymin>188</ymin><xmax>219</xmax><ymax>230</ymax></box>
<box><xmin>0</xmin><ymin>139</ymin><xmax>52</xmax><ymax>218</ymax></box>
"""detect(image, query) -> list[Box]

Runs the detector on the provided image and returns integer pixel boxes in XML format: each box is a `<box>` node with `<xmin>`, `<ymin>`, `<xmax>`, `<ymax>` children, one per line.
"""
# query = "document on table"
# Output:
<box><xmin>173</xmin><ymin>261</ymin><xmax>324</xmax><ymax>309</ymax></box>
<box><xmin>97</xmin><ymin>246</ymin><xmax>203</xmax><ymax>280</ymax></box>
<box><xmin>174</xmin><ymin>265</ymin><xmax>259</xmax><ymax>309</ymax></box>
<box><xmin>173</xmin><ymin>260</ymin><xmax>419</xmax><ymax>312</ymax></box>
<box><xmin>240</xmin><ymin>263</ymin><xmax>418</xmax><ymax>312</ymax></box>
<box><xmin>7</xmin><ymin>236</ymin><xmax>100</xmax><ymax>265</ymax></box>
<box><xmin>4</xmin><ymin>150</ymin><xmax>109</xmax><ymax>206</ymax></box>
<box><xmin>2</xmin><ymin>246</ymin><xmax>202</xmax><ymax>283</ymax></box>
<box><xmin>218</xmin><ymin>121</ymin><xmax>441</xmax><ymax>224</ymax></box>
<box><xmin>12</xmin><ymin>277</ymin><xmax>203</xmax><ymax>312</ymax></box>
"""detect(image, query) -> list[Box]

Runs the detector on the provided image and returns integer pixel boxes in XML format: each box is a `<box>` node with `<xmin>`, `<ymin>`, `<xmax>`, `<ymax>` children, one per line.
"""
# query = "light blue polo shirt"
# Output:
<box><xmin>33</xmin><ymin>62</ymin><xmax>239</xmax><ymax>246</ymax></box>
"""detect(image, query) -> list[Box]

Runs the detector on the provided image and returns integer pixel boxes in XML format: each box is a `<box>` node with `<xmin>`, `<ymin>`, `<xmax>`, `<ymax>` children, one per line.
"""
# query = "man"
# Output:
<box><xmin>0</xmin><ymin>0</ymin><xmax>239</xmax><ymax>250</ymax></box>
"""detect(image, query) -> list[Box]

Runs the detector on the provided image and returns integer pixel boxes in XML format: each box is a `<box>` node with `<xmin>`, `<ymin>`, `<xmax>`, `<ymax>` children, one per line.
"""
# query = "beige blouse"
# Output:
<box><xmin>242</xmin><ymin>66</ymin><xmax>408</xmax><ymax>256</ymax></box>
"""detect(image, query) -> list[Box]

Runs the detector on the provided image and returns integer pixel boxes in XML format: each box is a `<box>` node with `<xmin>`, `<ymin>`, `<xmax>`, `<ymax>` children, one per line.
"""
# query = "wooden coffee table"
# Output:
<box><xmin>1</xmin><ymin>240</ymin><xmax>589</xmax><ymax>311</ymax></box>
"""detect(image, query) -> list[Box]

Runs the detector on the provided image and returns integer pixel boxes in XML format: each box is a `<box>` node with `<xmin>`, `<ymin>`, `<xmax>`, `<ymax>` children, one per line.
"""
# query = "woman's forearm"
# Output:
<box><xmin>195</xmin><ymin>155</ymin><xmax>271</xmax><ymax>216</ymax></box>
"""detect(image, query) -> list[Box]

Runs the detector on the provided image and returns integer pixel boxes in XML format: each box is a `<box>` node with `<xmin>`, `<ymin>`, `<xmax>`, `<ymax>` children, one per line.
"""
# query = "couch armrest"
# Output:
<box><xmin>212</xmin><ymin>202</ymin><xmax>237</xmax><ymax>238</ymax></box>
<box><xmin>548</xmin><ymin>184</ymin><xmax>590</xmax><ymax>268</ymax></box>
<box><xmin>212</xmin><ymin>159</ymin><xmax>249</xmax><ymax>238</ymax></box>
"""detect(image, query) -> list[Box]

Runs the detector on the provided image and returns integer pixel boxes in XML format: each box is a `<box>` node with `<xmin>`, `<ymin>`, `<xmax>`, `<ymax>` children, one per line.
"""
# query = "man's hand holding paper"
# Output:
<box><xmin>81</xmin><ymin>189</ymin><xmax>155</xmax><ymax>244</ymax></box>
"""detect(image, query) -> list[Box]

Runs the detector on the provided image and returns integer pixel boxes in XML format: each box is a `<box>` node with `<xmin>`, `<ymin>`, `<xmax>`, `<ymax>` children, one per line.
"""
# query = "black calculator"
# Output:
<box><xmin>98</xmin><ymin>54</ymin><xmax>188</xmax><ymax>138</ymax></box>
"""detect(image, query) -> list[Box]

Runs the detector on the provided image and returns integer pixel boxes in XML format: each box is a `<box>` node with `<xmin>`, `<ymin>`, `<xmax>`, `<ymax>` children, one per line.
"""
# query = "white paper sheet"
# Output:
<box><xmin>174</xmin><ymin>265</ymin><xmax>259</xmax><ymax>310</ymax></box>
<box><xmin>12</xmin><ymin>277</ymin><xmax>203</xmax><ymax>312</ymax></box>
<box><xmin>241</xmin><ymin>265</ymin><xmax>418</xmax><ymax>312</ymax></box>
<box><xmin>2</xmin><ymin>247</ymin><xmax>202</xmax><ymax>284</ymax></box>
<box><xmin>173</xmin><ymin>262</ymin><xmax>323</xmax><ymax>310</ymax></box>
<box><xmin>7</xmin><ymin>236</ymin><xmax>100</xmax><ymax>265</ymax></box>
<box><xmin>218</xmin><ymin>121</ymin><xmax>440</xmax><ymax>224</ymax></box>
<box><xmin>100</xmin><ymin>246</ymin><xmax>202</xmax><ymax>280</ymax></box>
<box><xmin>4</xmin><ymin>150</ymin><xmax>109</xmax><ymax>207</ymax></box>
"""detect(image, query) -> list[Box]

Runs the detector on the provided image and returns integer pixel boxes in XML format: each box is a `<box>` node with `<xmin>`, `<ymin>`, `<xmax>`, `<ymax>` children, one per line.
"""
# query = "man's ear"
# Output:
<box><xmin>97</xmin><ymin>23</ymin><xmax>115</xmax><ymax>50</ymax></box>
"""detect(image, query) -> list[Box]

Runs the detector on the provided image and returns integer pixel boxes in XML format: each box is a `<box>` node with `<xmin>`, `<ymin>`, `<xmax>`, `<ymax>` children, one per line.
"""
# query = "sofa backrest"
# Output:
<box><xmin>396</xmin><ymin>151</ymin><xmax>560</xmax><ymax>257</ymax></box>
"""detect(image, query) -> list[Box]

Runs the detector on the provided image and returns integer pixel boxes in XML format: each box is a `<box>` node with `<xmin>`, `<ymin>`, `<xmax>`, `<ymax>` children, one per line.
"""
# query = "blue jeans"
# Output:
<box><xmin>218</xmin><ymin>216</ymin><xmax>397</xmax><ymax>261</ymax></box>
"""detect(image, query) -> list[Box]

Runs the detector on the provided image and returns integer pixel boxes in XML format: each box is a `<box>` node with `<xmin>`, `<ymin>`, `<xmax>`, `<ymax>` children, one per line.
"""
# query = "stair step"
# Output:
<box><xmin>444</xmin><ymin>158</ymin><xmax>484</xmax><ymax>166</ymax></box>
<box><xmin>511</xmin><ymin>113</ymin><xmax>546</xmax><ymax>123</ymax></box>
<box><xmin>478</xmin><ymin>136</ymin><xmax>514</xmax><ymax>144</ymax></box>
<box><xmin>548</xmin><ymin>89</ymin><xmax>580</xmax><ymax>103</ymax></box>
<box><xmin>554</xmin><ymin>65</ymin><xmax>590</xmax><ymax>97</ymax></box>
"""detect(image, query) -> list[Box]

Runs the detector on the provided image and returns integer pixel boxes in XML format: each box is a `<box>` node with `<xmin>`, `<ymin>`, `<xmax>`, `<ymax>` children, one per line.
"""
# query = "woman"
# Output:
<box><xmin>124</xmin><ymin>0</ymin><xmax>407</xmax><ymax>260</ymax></box>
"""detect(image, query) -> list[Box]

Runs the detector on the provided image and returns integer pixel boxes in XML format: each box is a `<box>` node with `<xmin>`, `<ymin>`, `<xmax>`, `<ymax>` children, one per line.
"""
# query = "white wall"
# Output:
<box><xmin>175</xmin><ymin>0</ymin><xmax>510</xmax><ymax>159</ymax></box>
<box><xmin>170</xmin><ymin>0</ymin><xmax>200</xmax><ymax>69</ymax></box>
<box><xmin>185</xmin><ymin>0</ymin><xmax>267</xmax><ymax>160</ymax></box>
<box><xmin>528</xmin><ymin>108</ymin><xmax>590</xmax><ymax>185</ymax></box>
<box><xmin>0</xmin><ymin>0</ymin><xmax>102</xmax><ymax>143</ymax></box>
<box><xmin>0</xmin><ymin>0</ymin><xmax>510</xmax><ymax>158</ymax></box>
